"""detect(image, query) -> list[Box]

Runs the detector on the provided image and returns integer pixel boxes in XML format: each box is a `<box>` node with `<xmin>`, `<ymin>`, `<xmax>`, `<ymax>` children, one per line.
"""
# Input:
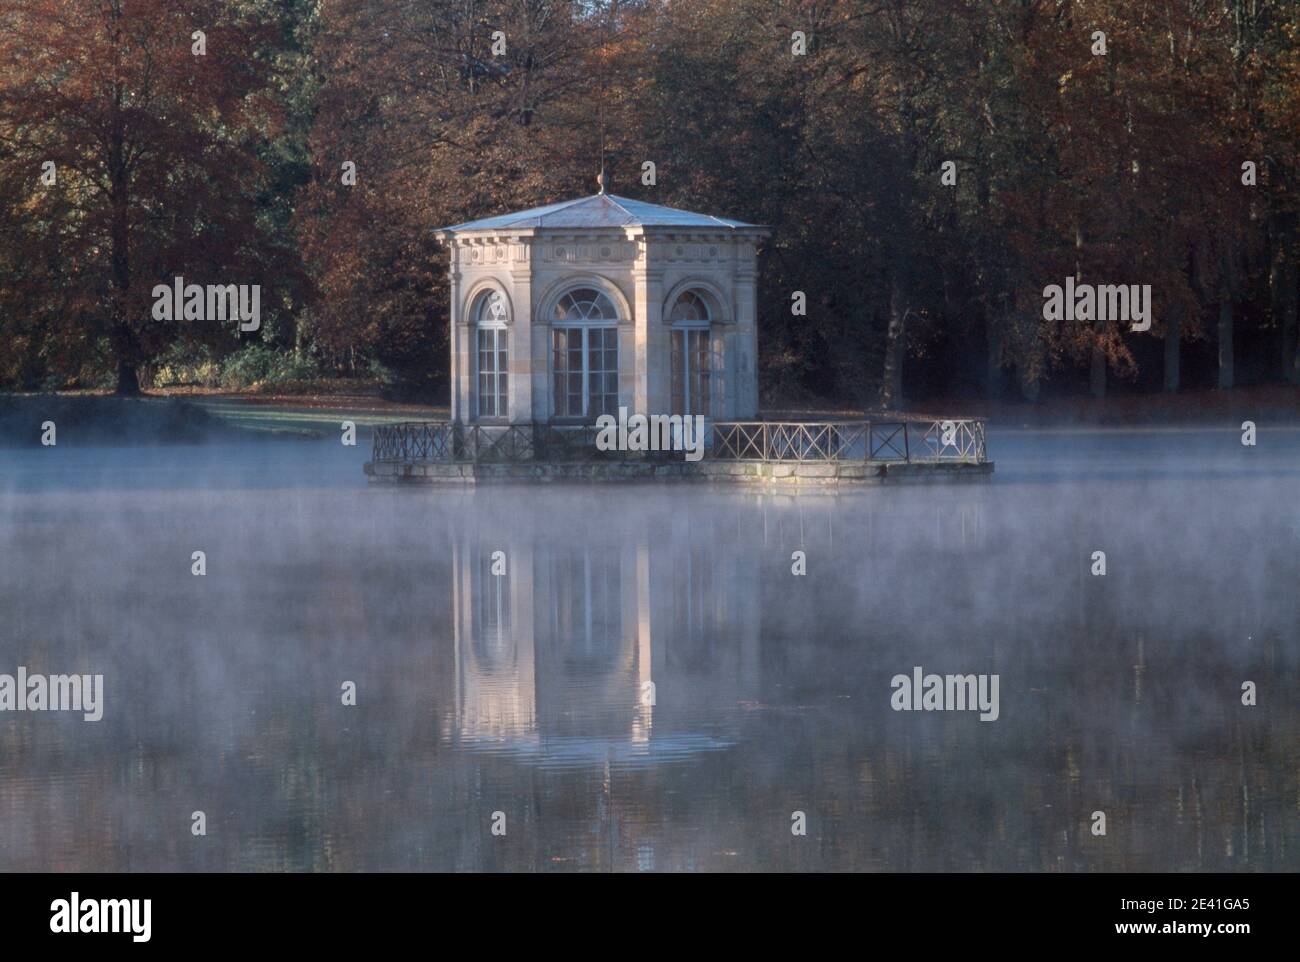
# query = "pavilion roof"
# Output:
<box><xmin>437</xmin><ymin>192</ymin><xmax>762</xmax><ymax>233</ymax></box>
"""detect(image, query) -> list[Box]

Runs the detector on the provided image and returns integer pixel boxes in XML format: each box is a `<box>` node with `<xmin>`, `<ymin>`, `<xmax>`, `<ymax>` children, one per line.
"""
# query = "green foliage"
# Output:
<box><xmin>150</xmin><ymin>343</ymin><xmax>222</xmax><ymax>389</ymax></box>
<box><xmin>219</xmin><ymin>345</ymin><xmax>321</xmax><ymax>390</ymax></box>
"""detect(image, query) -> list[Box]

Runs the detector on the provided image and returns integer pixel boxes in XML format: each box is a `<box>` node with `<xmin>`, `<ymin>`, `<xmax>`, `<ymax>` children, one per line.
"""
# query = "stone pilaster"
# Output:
<box><xmin>448</xmin><ymin>243</ymin><xmax>465</xmax><ymax>424</ymax></box>
<box><xmin>732</xmin><ymin>241</ymin><xmax>760</xmax><ymax>418</ymax></box>
<box><xmin>632</xmin><ymin>238</ymin><xmax>666</xmax><ymax>416</ymax></box>
<box><xmin>507</xmin><ymin>238</ymin><xmax>534</xmax><ymax>423</ymax></box>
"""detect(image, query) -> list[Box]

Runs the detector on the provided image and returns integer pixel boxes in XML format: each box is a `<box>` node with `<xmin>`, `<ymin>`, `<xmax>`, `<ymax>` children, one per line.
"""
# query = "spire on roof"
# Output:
<box><xmin>598</xmin><ymin>102</ymin><xmax>607</xmax><ymax>194</ymax></box>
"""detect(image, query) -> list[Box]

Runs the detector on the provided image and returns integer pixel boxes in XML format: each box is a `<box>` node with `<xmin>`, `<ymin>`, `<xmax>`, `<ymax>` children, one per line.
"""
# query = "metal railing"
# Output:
<box><xmin>712</xmin><ymin>421</ymin><xmax>868</xmax><ymax>461</ymax></box>
<box><xmin>709</xmin><ymin>419</ymin><xmax>986</xmax><ymax>463</ymax></box>
<box><xmin>371</xmin><ymin>417</ymin><xmax>988</xmax><ymax>465</ymax></box>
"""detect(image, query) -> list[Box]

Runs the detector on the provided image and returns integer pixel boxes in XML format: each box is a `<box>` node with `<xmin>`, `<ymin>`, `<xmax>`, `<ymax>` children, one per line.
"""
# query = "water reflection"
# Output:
<box><xmin>445</xmin><ymin>509</ymin><xmax>761</xmax><ymax>771</ymax></box>
<box><xmin>0</xmin><ymin>438</ymin><xmax>1296</xmax><ymax>871</ymax></box>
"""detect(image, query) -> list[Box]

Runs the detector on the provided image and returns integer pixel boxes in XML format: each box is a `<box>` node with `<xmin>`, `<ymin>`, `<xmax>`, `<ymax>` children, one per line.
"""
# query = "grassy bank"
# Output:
<box><xmin>3</xmin><ymin>383</ymin><xmax>1294</xmax><ymax>449</ymax></box>
<box><xmin>0</xmin><ymin>389</ymin><xmax>447</xmax><ymax>448</ymax></box>
<box><xmin>0</xmin><ymin>394</ymin><xmax>334</xmax><ymax>447</ymax></box>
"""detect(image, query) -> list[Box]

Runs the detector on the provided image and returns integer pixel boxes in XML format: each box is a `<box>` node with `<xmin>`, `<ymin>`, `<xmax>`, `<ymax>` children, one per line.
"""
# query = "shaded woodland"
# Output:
<box><xmin>1</xmin><ymin>0</ymin><xmax>1297</xmax><ymax>406</ymax></box>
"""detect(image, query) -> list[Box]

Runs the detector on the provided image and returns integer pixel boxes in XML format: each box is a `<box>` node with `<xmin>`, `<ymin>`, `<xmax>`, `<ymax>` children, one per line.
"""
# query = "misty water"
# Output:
<box><xmin>1</xmin><ymin>427</ymin><xmax>1296</xmax><ymax>871</ymax></box>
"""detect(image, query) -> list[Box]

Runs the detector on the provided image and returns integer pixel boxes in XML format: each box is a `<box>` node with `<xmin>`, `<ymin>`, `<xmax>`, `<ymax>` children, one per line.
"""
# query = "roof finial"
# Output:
<box><xmin>597</xmin><ymin>102</ymin><xmax>608</xmax><ymax>194</ymax></box>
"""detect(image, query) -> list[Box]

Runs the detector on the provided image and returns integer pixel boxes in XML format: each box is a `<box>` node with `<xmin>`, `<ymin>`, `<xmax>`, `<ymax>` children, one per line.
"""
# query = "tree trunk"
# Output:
<box><xmin>878</xmin><ymin>280</ymin><xmax>905</xmax><ymax>410</ymax></box>
<box><xmin>986</xmin><ymin>320</ymin><xmax>1003</xmax><ymax>399</ymax></box>
<box><xmin>110</xmin><ymin>308</ymin><xmax>142</xmax><ymax>395</ymax></box>
<box><xmin>1089</xmin><ymin>345</ymin><xmax>1106</xmax><ymax>399</ymax></box>
<box><xmin>1218</xmin><ymin>297</ymin><xmax>1234</xmax><ymax>390</ymax></box>
<box><xmin>108</xmin><ymin>83</ymin><xmax>137</xmax><ymax>396</ymax></box>
<box><xmin>1163</xmin><ymin>311</ymin><xmax>1181</xmax><ymax>393</ymax></box>
<box><xmin>115</xmin><ymin>355</ymin><xmax>141</xmax><ymax>395</ymax></box>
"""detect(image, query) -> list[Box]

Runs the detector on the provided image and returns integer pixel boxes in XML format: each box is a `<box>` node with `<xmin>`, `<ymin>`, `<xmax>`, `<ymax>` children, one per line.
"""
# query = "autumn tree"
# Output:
<box><xmin>297</xmin><ymin>0</ymin><xmax>620</xmax><ymax>397</ymax></box>
<box><xmin>0</xmin><ymin>0</ymin><xmax>297</xmax><ymax>393</ymax></box>
<box><xmin>3</xmin><ymin>0</ymin><xmax>1294</xmax><ymax>403</ymax></box>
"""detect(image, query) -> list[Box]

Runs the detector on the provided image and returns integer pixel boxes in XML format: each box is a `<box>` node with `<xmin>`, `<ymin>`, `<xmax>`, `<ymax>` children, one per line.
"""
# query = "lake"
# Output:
<box><xmin>0</xmin><ymin>426</ymin><xmax>1296</xmax><ymax>870</ymax></box>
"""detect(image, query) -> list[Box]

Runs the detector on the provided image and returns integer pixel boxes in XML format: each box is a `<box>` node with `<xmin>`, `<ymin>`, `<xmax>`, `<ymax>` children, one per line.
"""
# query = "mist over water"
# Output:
<box><xmin>0</xmin><ymin>427</ymin><xmax>1296</xmax><ymax>871</ymax></box>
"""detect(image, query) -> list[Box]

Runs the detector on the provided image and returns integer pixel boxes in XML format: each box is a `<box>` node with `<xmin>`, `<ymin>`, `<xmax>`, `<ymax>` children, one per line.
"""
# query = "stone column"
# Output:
<box><xmin>507</xmin><ymin>237</ymin><xmax>534</xmax><ymax>424</ymax></box>
<box><xmin>448</xmin><ymin>242</ymin><xmax>465</xmax><ymax>424</ymax></box>
<box><xmin>630</xmin><ymin>235</ymin><xmax>666</xmax><ymax>415</ymax></box>
<box><xmin>733</xmin><ymin>240</ymin><xmax>760</xmax><ymax>418</ymax></box>
<box><xmin>533</xmin><ymin>303</ymin><xmax>550</xmax><ymax>422</ymax></box>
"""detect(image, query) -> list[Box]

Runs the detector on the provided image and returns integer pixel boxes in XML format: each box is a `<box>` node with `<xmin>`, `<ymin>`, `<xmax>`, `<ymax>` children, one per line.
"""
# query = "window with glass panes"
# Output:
<box><xmin>670</xmin><ymin>291</ymin><xmax>712</xmax><ymax>417</ymax></box>
<box><xmin>474</xmin><ymin>291</ymin><xmax>508</xmax><ymax>418</ymax></box>
<box><xmin>551</xmin><ymin>288</ymin><xmax>619</xmax><ymax>419</ymax></box>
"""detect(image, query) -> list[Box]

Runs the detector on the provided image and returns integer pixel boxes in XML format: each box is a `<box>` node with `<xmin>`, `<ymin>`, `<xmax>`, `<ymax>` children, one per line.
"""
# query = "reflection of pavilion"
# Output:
<box><xmin>444</xmin><ymin>515</ymin><xmax>761</xmax><ymax>770</ymax></box>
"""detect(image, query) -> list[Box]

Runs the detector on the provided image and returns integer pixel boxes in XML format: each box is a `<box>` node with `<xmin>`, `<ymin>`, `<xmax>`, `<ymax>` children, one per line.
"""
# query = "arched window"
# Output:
<box><xmin>473</xmin><ymin>290</ymin><xmax>508</xmax><ymax>418</ymax></box>
<box><xmin>669</xmin><ymin>291</ymin><xmax>711</xmax><ymax>323</ymax></box>
<box><xmin>668</xmin><ymin>290</ymin><xmax>714</xmax><ymax>417</ymax></box>
<box><xmin>551</xmin><ymin>287</ymin><xmax>620</xmax><ymax>419</ymax></box>
<box><xmin>478</xmin><ymin>289</ymin><xmax>509</xmax><ymax>325</ymax></box>
<box><xmin>555</xmin><ymin>289</ymin><xmax>618</xmax><ymax>322</ymax></box>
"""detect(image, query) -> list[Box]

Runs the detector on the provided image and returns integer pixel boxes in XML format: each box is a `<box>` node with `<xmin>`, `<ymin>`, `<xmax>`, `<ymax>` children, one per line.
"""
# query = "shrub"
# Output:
<box><xmin>151</xmin><ymin>343</ymin><xmax>222</xmax><ymax>389</ymax></box>
<box><xmin>219</xmin><ymin>345</ymin><xmax>320</xmax><ymax>390</ymax></box>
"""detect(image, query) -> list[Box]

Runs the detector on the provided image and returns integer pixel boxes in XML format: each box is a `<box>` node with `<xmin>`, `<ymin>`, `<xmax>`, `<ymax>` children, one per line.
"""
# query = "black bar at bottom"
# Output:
<box><xmin>0</xmin><ymin>872</ymin><xmax>1285</xmax><ymax>948</ymax></box>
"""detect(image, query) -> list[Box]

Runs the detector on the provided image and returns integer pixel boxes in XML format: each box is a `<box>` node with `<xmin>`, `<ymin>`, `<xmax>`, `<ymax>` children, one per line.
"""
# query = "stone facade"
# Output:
<box><xmin>435</xmin><ymin>193</ymin><xmax>769</xmax><ymax>427</ymax></box>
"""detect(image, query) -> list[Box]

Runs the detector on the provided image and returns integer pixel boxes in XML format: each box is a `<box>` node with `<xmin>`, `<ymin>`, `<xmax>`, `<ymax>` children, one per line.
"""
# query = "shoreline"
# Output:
<box><xmin>1</xmin><ymin>384</ymin><xmax>1296</xmax><ymax>449</ymax></box>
